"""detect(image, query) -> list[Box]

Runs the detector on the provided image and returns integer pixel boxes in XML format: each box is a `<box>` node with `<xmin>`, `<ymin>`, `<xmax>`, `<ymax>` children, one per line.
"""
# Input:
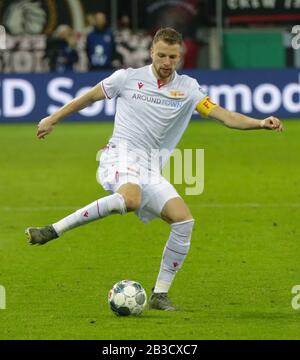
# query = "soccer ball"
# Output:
<box><xmin>108</xmin><ymin>280</ymin><xmax>147</xmax><ymax>316</ymax></box>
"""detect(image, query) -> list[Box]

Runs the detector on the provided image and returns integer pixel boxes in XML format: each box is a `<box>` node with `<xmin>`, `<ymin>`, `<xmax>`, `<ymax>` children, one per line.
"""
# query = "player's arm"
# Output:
<box><xmin>195</xmin><ymin>96</ymin><xmax>283</xmax><ymax>131</ymax></box>
<box><xmin>208</xmin><ymin>105</ymin><xmax>283</xmax><ymax>131</ymax></box>
<box><xmin>37</xmin><ymin>84</ymin><xmax>105</xmax><ymax>139</ymax></box>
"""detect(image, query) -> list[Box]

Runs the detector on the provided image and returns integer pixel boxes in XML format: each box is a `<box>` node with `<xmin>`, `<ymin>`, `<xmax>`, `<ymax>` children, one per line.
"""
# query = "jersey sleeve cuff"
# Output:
<box><xmin>100</xmin><ymin>81</ymin><xmax>111</xmax><ymax>99</ymax></box>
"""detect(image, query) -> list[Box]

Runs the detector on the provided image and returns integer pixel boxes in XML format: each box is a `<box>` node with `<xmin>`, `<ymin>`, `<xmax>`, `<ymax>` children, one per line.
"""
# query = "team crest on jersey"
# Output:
<box><xmin>169</xmin><ymin>90</ymin><xmax>185</xmax><ymax>97</ymax></box>
<box><xmin>137</xmin><ymin>82</ymin><xmax>144</xmax><ymax>89</ymax></box>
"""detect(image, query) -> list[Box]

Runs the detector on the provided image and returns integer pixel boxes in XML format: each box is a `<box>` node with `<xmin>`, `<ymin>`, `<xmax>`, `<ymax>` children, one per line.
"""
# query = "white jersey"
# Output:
<box><xmin>100</xmin><ymin>65</ymin><xmax>207</xmax><ymax>167</ymax></box>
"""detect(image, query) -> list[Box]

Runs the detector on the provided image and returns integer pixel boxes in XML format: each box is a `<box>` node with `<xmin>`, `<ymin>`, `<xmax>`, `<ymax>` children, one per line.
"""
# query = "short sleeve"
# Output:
<box><xmin>190</xmin><ymin>79</ymin><xmax>207</xmax><ymax>106</ymax></box>
<box><xmin>100</xmin><ymin>69</ymin><xmax>128</xmax><ymax>99</ymax></box>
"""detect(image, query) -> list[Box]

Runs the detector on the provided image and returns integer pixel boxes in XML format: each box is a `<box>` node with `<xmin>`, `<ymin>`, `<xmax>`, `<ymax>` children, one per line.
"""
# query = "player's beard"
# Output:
<box><xmin>159</xmin><ymin>68</ymin><xmax>172</xmax><ymax>79</ymax></box>
<box><xmin>153</xmin><ymin>63</ymin><xmax>174</xmax><ymax>81</ymax></box>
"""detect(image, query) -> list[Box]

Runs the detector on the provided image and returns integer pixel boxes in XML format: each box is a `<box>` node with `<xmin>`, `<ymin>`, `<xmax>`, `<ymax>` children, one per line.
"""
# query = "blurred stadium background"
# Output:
<box><xmin>0</xmin><ymin>0</ymin><xmax>299</xmax><ymax>121</ymax></box>
<box><xmin>1</xmin><ymin>0</ymin><xmax>300</xmax><ymax>340</ymax></box>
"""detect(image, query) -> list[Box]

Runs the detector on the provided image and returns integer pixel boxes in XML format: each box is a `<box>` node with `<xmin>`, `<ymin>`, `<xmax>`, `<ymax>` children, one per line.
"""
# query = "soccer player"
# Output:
<box><xmin>25</xmin><ymin>28</ymin><xmax>283</xmax><ymax>311</ymax></box>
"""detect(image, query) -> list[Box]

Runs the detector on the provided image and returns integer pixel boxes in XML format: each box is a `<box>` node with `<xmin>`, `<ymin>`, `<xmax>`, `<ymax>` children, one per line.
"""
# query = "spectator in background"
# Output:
<box><xmin>45</xmin><ymin>25</ymin><xmax>79</xmax><ymax>73</ymax></box>
<box><xmin>115</xmin><ymin>15</ymin><xmax>152</xmax><ymax>68</ymax></box>
<box><xmin>86</xmin><ymin>12</ymin><xmax>119</xmax><ymax>70</ymax></box>
<box><xmin>182</xmin><ymin>37</ymin><xmax>199</xmax><ymax>68</ymax></box>
<box><xmin>83</xmin><ymin>12</ymin><xmax>95</xmax><ymax>35</ymax></box>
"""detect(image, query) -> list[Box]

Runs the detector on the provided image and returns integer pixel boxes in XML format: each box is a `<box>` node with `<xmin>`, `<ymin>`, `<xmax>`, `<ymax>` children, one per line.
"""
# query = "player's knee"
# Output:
<box><xmin>161</xmin><ymin>198</ymin><xmax>193</xmax><ymax>224</ymax></box>
<box><xmin>117</xmin><ymin>183</ymin><xmax>142</xmax><ymax>211</ymax></box>
<box><xmin>171</xmin><ymin>214</ymin><xmax>194</xmax><ymax>223</ymax></box>
<box><xmin>124</xmin><ymin>196</ymin><xmax>141</xmax><ymax>211</ymax></box>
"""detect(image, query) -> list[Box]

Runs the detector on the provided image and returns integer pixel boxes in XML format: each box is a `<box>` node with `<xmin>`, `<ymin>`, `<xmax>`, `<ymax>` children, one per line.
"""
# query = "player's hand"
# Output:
<box><xmin>37</xmin><ymin>116</ymin><xmax>55</xmax><ymax>139</ymax></box>
<box><xmin>260</xmin><ymin>116</ymin><xmax>283</xmax><ymax>132</ymax></box>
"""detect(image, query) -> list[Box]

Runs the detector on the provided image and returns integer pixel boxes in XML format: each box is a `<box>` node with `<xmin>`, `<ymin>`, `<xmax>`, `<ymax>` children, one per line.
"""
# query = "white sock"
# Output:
<box><xmin>52</xmin><ymin>193</ymin><xmax>126</xmax><ymax>235</ymax></box>
<box><xmin>154</xmin><ymin>219</ymin><xmax>194</xmax><ymax>293</ymax></box>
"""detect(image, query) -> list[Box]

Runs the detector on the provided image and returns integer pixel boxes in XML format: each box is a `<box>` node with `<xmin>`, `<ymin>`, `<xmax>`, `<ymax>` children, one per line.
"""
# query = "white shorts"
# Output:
<box><xmin>96</xmin><ymin>142</ymin><xmax>181</xmax><ymax>223</ymax></box>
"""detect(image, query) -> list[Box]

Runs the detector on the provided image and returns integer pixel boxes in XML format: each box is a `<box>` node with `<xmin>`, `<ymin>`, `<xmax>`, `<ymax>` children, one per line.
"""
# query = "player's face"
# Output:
<box><xmin>151</xmin><ymin>41</ymin><xmax>181</xmax><ymax>81</ymax></box>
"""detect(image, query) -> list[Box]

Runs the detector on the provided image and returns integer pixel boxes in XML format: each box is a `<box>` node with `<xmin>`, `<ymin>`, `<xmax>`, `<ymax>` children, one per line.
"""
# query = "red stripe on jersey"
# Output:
<box><xmin>157</xmin><ymin>79</ymin><xmax>165</xmax><ymax>89</ymax></box>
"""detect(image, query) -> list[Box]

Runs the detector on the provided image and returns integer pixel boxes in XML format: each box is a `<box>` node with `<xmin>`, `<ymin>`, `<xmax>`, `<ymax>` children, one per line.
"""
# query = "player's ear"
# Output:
<box><xmin>150</xmin><ymin>46</ymin><xmax>154</xmax><ymax>61</ymax></box>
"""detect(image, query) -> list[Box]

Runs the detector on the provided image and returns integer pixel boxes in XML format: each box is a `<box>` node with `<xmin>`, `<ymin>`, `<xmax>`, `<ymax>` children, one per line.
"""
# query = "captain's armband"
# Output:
<box><xmin>196</xmin><ymin>96</ymin><xmax>217</xmax><ymax>117</ymax></box>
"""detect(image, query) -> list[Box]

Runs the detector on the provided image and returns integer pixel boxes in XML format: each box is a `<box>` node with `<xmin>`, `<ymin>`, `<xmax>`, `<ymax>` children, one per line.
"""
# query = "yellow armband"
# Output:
<box><xmin>196</xmin><ymin>96</ymin><xmax>217</xmax><ymax>117</ymax></box>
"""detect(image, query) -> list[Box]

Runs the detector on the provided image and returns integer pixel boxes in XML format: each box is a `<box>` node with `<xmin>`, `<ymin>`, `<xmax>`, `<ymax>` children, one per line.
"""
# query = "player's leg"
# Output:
<box><xmin>149</xmin><ymin>196</ymin><xmax>195</xmax><ymax>311</ymax></box>
<box><xmin>25</xmin><ymin>183</ymin><xmax>141</xmax><ymax>245</ymax></box>
<box><xmin>117</xmin><ymin>183</ymin><xmax>142</xmax><ymax>211</ymax></box>
<box><xmin>51</xmin><ymin>182</ymin><xmax>141</xmax><ymax>233</ymax></box>
<box><xmin>153</xmin><ymin>196</ymin><xmax>194</xmax><ymax>290</ymax></box>
<box><xmin>160</xmin><ymin>197</ymin><xmax>193</xmax><ymax>224</ymax></box>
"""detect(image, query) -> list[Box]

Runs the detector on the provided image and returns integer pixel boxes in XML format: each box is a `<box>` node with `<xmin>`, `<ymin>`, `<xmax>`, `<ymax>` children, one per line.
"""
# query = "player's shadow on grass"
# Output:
<box><xmin>105</xmin><ymin>312</ymin><xmax>192</xmax><ymax>320</ymax></box>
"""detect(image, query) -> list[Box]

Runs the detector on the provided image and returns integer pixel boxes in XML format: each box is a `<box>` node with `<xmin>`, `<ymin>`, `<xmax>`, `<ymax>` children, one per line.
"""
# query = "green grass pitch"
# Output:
<box><xmin>0</xmin><ymin>119</ymin><xmax>300</xmax><ymax>340</ymax></box>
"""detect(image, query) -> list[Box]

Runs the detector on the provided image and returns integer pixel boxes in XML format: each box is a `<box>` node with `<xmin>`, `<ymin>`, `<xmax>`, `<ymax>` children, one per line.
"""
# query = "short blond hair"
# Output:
<box><xmin>152</xmin><ymin>27</ymin><xmax>183</xmax><ymax>46</ymax></box>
